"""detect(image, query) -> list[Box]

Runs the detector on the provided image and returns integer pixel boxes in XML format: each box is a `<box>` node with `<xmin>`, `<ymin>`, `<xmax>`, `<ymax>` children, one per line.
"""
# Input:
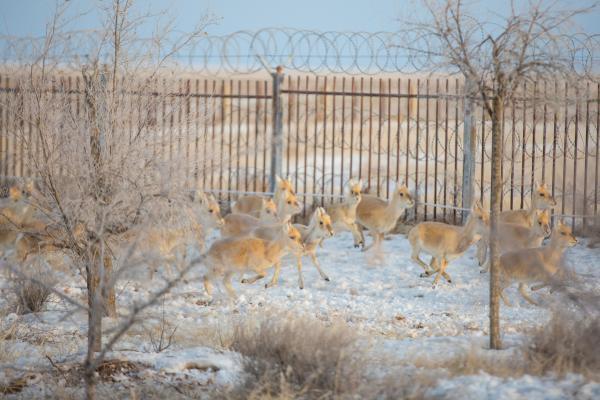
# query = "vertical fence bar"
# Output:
<box><xmin>262</xmin><ymin>80</ymin><xmax>269</xmax><ymax>191</ymax></box>
<box><xmin>350</xmin><ymin>77</ymin><xmax>355</xmax><ymax>184</ymax></box>
<box><xmin>521</xmin><ymin>83</ymin><xmax>527</xmax><ymax>210</ymax></box>
<box><xmin>434</xmin><ymin>79</ymin><xmax>440</xmax><ymax>219</ymax></box>
<box><xmin>406</xmin><ymin>79</ymin><xmax>411</xmax><ymax>186</ymax></box>
<box><xmin>194</xmin><ymin>79</ymin><xmax>200</xmax><ymax>185</ymax></box>
<box><xmin>480</xmin><ymin>94</ymin><xmax>486</xmax><ymax>204</ymax></box>
<box><xmin>295</xmin><ymin>76</ymin><xmax>300</xmax><ymax>194</ymax></box>
<box><xmin>321</xmin><ymin>76</ymin><xmax>328</xmax><ymax>205</ymax></box>
<box><xmin>254</xmin><ymin>80</ymin><xmax>260</xmax><ymax>192</ymax></box>
<box><xmin>415</xmin><ymin>79</ymin><xmax>421</xmax><ymax>220</ymax></box>
<box><xmin>541</xmin><ymin>81</ymin><xmax>548</xmax><ymax>182</ymax></box>
<box><xmin>368</xmin><ymin>77</ymin><xmax>373</xmax><ymax>193</ymax></box>
<box><xmin>443</xmin><ymin>79</ymin><xmax>449</xmax><ymax>221</ymax></box>
<box><xmin>304</xmin><ymin>76</ymin><xmax>309</xmax><ymax>216</ymax></box>
<box><xmin>424</xmin><ymin>79</ymin><xmax>430</xmax><ymax>220</ymax></box>
<box><xmin>313</xmin><ymin>77</ymin><xmax>319</xmax><ymax>203</ymax></box>
<box><xmin>551</xmin><ymin>80</ymin><xmax>558</xmax><ymax>215</ymax></box>
<box><xmin>286</xmin><ymin>75</ymin><xmax>292</xmax><ymax>178</ymax></box>
<box><xmin>594</xmin><ymin>82</ymin><xmax>599</xmax><ymax>222</ymax></box>
<box><xmin>462</xmin><ymin>79</ymin><xmax>476</xmax><ymax>220</ymax></box>
<box><xmin>331</xmin><ymin>76</ymin><xmax>336</xmax><ymax>200</ymax></box>
<box><xmin>246</xmin><ymin>80</ymin><xmax>251</xmax><ymax>192</ymax></box>
<box><xmin>510</xmin><ymin>97</ymin><xmax>516</xmax><ymax>210</ymax></box>
<box><xmin>386</xmin><ymin>78</ymin><xmax>392</xmax><ymax>197</ymax></box>
<box><xmin>583</xmin><ymin>82</ymin><xmax>590</xmax><ymax>232</ymax></box>
<box><xmin>359</xmin><ymin>77</ymin><xmax>364</xmax><ymax>182</ymax></box>
<box><xmin>227</xmin><ymin>80</ymin><xmax>233</xmax><ymax>201</ymax></box>
<box><xmin>396</xmin><ymin>78</ymin><xmax>402</xmax><ymax>183</ymax></box>
<box><xmin>377</xmin><ymin>78</ymin><xmax>382</xmax><ymax>196</ymax></box>
<box><xmin>185</xmin><ymin>79</ymin><xmax>191</xmax><ymax>184</ymax></box>
<box><xmin>453</xmin><ymin>79</ymin><xmax>459</xmax><ymax>223</ymax></box>
<box><xmin>236</xmin><ymin>80</ymin><xmax>242</xmax><ymax>194</ymax></box>
<box><xmin>340</xmin><ymin>77</ymin><xmax>346</xmax><ymax>196</ymax></box>
<box><xmin>572</xmin><ymin>86</ymin><xmax>579</xmax><ymax>230</ymax></box>
<box><xmin>532</xmin><ymin>81</ymin><xmax>537</xmax><ymax>197</ymax></box>
<box><xmin>210</xmin><ymin>80</ymin><xmax>217</xmax><ymax>190</ymax></box>
<box><xmin>561</xmin><ymin>82</ymin><xmax>568</xmax><ymax>218</ymax></box>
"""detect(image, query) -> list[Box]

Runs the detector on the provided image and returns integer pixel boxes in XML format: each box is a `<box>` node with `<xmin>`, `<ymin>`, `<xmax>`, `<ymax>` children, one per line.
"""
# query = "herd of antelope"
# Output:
<box><xmin>0</xmin><ymin>175</ymin><xmax>578</xmax><ymax>306</ymax></box>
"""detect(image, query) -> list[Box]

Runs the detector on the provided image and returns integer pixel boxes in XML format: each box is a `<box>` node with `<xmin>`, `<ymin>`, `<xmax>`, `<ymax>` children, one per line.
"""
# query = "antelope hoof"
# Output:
<box><xmin>419</xmin><ymin>271</ymin><xmax>432</xmax><ymax>278</ymax></box>
<box><xmin>324</xmin><ymin>276</ymin><xmax>330</xmax><ymax>282</ymax></box>
<box><xmin>354</xmin><ymin>244</ymin><xmax>360</xmax><ymax>248</ymax></box>
<box><xmin>241</xmin><ymin>279</ymin><xmax>249</xmax><ymax>284</ymax></box>
<box><xmin>447</xmin><ymin>279</ymin><xmax>452</xmax><ymax>284</ymax></box>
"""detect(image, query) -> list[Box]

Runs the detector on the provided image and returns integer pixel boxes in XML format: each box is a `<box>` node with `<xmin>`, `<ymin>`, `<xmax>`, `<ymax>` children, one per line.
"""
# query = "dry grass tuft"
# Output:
<box><xmin>228</xmin><ymin>313</ymin><xmax>362</xmax><ymax>399</ymax></box>
<box><xmin>9</xmin><ymin>261</ymin><xmax>56</xmax><ymax>315</ymax></box>
<box><xmin>525</xmin><ymin>291</ymin><xmax>600</xmax><ymax>380</ymax></box>
<box><xmin>221</xmin><ymin>312</ymin><xmax>429</xmax><ymax>400</ymax></box>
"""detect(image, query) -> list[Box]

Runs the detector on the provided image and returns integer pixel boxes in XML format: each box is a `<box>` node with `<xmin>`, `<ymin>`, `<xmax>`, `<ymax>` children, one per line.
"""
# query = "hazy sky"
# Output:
<box><xmin>1</xmin><ymin>0</ymin><xmax>598</xmax><ymax>38</ymax></box>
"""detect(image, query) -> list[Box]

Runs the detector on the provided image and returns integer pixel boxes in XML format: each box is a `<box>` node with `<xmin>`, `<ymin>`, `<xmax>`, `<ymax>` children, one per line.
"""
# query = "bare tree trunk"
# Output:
<box><xmin>489</xmin><ymin>95</ymin><xmax>503</xmax><ymax>350</ymax></box>
<box><xmin>102</xmin><ymin>253</ymin><xmax>117</xmax><ymax>317</ymax></box>
<box><xmin>86</xmin><ymin>249</ymin><xmax>102</xmax><ymax>352</ymax></box>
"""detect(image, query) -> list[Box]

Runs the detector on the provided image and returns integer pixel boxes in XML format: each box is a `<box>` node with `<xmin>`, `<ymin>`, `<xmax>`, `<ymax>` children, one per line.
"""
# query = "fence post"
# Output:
<box><xmin>462</xmin><ymin>78</ymin><xmax>476</xmax><ymax>220</ymax></box>
<box><xmin>269</xmin><ymin>65</ymin><xmax>284</xmax><ymax>193</ymax></box>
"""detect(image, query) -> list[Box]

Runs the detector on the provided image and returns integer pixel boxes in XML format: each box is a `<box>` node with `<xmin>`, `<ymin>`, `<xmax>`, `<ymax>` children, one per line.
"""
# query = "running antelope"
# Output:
<box><xmin>232</xmin><ymin>175</ymin><xmax>296</xmax><ymax>218</ymax></box>
<box><xmin>202</xmin><ymin>222</ymin><xmax>304</xmax><ymax>298</ymax></box>
<box><xmin>326</xmin><ymin>179</ymin><xmax>364</xmax><ymax>248</ymax></box>
<box><xmin>292</xmin><ymin>207</ymin><xmax>335</xmax><ymax>289</ymax></box>
<box><xmin>1</xmin><ymin>182</ymin><xmax>38</xmax><ymax>256</ymax></box>
<box><xmin>116</xmin><ymin>190</ymin><xmax>224</xmax><ymax>279</ymax></box>
<box><xmin>497</xmin><ymin>220</ymin><xmax>577</xmax><ymax>306</ymax></box>
<box><xmin>408</xmin><ymin>201</ymin><xmax>489</xmax><ymax>286</ymax></box>
<box><xmin>356</xmin><ymin>181</ymin><xmax>414</xmax><ymax>251</ymax></box>
<box><xmin>220</xmin><ymin>198</ymin><xmax>279</xmax><ymax>237</ymax></box>
<box><xmin>477</xmin><ymin>182</ymin><xmax>557</xmax><ymax>265</ymax></box>
<box><xmin>480</xmin><ymin>210</ymin><xmax>551</xmax><ymax>273</ymax></box>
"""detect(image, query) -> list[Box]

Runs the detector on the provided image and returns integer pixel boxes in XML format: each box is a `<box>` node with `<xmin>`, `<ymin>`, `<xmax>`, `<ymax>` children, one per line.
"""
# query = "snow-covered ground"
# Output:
<box><xmin>1</xmin><ymin>231</ymin><xmax>599</xmax><ymax>398</ymax></box>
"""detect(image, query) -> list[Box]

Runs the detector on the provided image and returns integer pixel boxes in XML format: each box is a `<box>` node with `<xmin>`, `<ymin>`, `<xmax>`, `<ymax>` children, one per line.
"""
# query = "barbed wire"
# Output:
<box><xmin>1</xmin><ymin>28</ymin><xmax>598</xmax><ymax>75</ymax></box>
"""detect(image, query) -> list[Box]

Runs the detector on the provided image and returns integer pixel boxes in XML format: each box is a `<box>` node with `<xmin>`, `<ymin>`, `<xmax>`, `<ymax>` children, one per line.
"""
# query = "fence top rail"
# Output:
<box><xmin>1</xmin><ymin>83</ymin><xmax>597</xmax><ymax>104</ymax></box>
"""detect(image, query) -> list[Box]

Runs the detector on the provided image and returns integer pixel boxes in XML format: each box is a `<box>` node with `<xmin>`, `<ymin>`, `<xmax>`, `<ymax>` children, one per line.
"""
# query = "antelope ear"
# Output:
<box><xmin>25</xmin><ymin>179</ymin><xmax>35</xmax><ymax>193</ymax></box>
<box><xmin>276</xmin><ymin>175</ymin><xmax>283</xmax><ymax>184</ymax></box>
<box><xmin>398</xmin><ymin>180</ymin><xmax>406</xmax><ymax>188</ymax></box>
<box><xmin>286</xmin><ymin>175</ymin><xmax>292</xmax><ymax>183</ymax></box>
<box><xmin>196</xmin><ymin>190</ymin><xmax>209</xmax><ymax>204</ymax></box>
<box><xmin>316</xmin><ymin>207</ymin><xmax>325</xmax><ymax>216</ymax></box>
<box><xmin>534</xmin><ymin>180</ymin><xmax>541</xmax><ymax>189</ymax></box>
<box><xmin>472</xmin><ymin>199</ymin><xmax>482</xmax><ymax>210</ymax></box>
<box><xmin>358</xmin><ymin>179</ymin><xmax>364</xmax><ymax>188</ymax></box>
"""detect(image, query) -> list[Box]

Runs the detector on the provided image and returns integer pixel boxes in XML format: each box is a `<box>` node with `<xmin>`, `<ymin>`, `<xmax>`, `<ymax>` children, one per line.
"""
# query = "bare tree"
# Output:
<box><xmin>400</xmin><ymin>0</ymin><xmax>596</xmax><ymax>349</ymax></box>
<box><xmin>1</xmin><ymin>1</ymin><xmax>216</xmax><ymax>398</ymax></box>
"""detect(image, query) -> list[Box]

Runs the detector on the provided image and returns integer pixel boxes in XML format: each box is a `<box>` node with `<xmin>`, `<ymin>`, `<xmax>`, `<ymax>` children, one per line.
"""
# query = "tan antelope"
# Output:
<box><xmin>0</xmin><ymin>182</ymin><xmax>38</xmax><ymax>256</ymax></box>
<box><xmin>202</xmin><ymin>222</ymin><xmax>304</xmax><ymax>298</ymax></box>
<box><xmin>408</xmin><ymin>201</ymin><xmax>489</xmax><ymax>286</ymax></box>
<box><xmin>480</xmin><ymin>210</ymin><xmax>551</xmax><ymax>273</ymax></box>
<box><xmin>356</xmin><ymin>181</ymin><xmax>414</xmax><ymax>251</ymax></box>
<box><xmin>497</xmin><ymin>220</ymin><xmax>577</xmax><ymax>306</ymax></box>
<box><xmin>326</xmin><ymin>179</ymin><xmax>364</xmax><ymax>248</ymax></box>
<box><xmin>15</xmin><ymin>221</ymin><xmax>87</xmax><ymax>265</ymax></box>
<box><xmin>220</xmin><ymin>198</ymin><xmax>279</xmax><ymax>237</ymax></box>
<box><xmin>292</xmin><ymin>207</ymin><xmax>335</xmax><ymax>289</ymax></box>
<box><xmin>116</xmin><ymin>190</ymin><xmax>224</xmax><ymax>279</ymax></box>
<box><xmin>232</xmin><ymin>175</ymin><xmax>296</xmax><ymax>217</ymax></box>
<box><xmin>477</xmin><ymin>182</ymin><xmax>557</xmax><ymax>265</ymax></box>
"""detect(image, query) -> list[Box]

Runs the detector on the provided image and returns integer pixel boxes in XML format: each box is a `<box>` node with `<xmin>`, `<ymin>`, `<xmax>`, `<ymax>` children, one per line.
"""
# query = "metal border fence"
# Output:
<box><xmin>0</xmin><ymin>69</ymin><xmax>598</xmax><ymax>232</ymax></box>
